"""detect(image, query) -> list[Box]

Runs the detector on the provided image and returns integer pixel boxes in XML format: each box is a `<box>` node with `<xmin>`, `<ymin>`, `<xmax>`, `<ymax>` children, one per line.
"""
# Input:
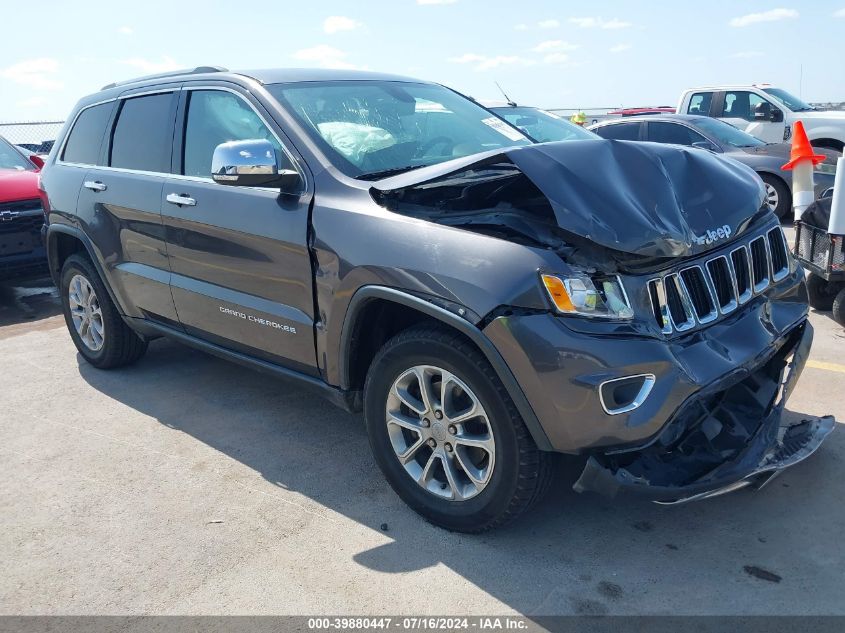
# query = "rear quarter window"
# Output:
<box><xmin>61</xmin><ymin>102</ymin><xmax>114</xmax><ymax>165</ymax></box>
<box><xmin>686</xmin><ymin>92</ymin><xmax>713</xmax><ymax>116</ymax></box>
<box><xmin>110</xmin><ymin>93</ymin><xmax>176</xmax><ymax>173</ymax></box>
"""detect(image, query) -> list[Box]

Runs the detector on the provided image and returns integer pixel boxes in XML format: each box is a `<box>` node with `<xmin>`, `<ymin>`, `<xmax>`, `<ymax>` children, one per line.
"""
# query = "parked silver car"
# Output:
<box><xmin>589</xmin><ymin>114</ymin><xmax>838</xmax><ymax>218</ymax></box>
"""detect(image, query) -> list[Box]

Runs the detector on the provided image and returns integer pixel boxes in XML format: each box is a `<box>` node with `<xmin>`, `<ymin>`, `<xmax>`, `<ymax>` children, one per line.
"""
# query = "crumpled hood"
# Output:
<box><xmin>373</xmin><ymin>140</ymin><xmax>767</xmax><ymax>258</ymax></box>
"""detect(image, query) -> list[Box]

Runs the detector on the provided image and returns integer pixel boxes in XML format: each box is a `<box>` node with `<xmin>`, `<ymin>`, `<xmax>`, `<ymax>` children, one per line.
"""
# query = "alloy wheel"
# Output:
<box><xmin>764</xmin><ymin>182</ymin><xmax>779</xmax><ymax>213</ymax></box>
<box><xmin>385</xmin><ymin>365</ymin><xmax>496</xmax><ymax>501</ymax></box>
<box><xmin>68</xmin><ymin>274</ymin><xmax>105</xmax><ymax>352</ymax></box>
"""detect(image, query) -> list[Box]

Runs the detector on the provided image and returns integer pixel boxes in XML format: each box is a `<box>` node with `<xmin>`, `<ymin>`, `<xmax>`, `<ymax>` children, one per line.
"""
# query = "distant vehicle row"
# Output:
<box><xmin>678</xmin><ymin>84</ymin><xmax>845</xmax><ymax>151</ymax></box>
<box><xmin>484</xmin><ymin>102</ymin><xmax>836</xmax><ymax>219</ymax></box>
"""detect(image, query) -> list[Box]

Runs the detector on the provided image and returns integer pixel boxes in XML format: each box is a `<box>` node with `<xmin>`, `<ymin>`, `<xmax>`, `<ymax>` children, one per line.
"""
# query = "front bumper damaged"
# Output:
<box><xmin>573</xmin><ymin>322</ymin><xmax>835</xmax><ymax>504</ymax></box>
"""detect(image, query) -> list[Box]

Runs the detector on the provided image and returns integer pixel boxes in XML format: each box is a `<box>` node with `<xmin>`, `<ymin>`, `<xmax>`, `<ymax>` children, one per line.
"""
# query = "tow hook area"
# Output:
<box><xmin>573</xmin><ymin>324</ymin><xmax>836</xmax><ymax>503</ymax></box>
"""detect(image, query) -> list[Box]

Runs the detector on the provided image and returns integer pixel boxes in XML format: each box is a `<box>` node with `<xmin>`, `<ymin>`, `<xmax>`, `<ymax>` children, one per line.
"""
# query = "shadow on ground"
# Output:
<box><xmin>0</xmin><ymin>276</ymin><xmax>60</xmax><ymax>328</ymax></box>
<box><xmin>76</xmin><ymin>337</ymin><xmax>844</xmax><ymax>616</ymax></box>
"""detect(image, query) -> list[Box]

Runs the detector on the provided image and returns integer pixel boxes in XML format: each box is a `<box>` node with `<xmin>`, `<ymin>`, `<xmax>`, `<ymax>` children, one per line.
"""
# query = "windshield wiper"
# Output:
<box><xmin>357</xmin><ymin>164</ymin><xmax>428</xmax><ymax>181</ymax></box>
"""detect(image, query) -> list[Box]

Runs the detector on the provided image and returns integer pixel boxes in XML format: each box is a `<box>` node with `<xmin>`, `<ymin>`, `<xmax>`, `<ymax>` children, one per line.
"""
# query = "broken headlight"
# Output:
<box><xmin>541</xmin><ymin>273</ymin><xmax>633</xmax><ymax>319</ymax></box>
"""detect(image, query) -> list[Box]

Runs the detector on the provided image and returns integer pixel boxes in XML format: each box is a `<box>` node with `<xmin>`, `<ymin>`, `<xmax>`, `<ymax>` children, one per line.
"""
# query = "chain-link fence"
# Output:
<box><xmin>0</xmin><ymin>121</ymin><xmax>64</xmax><ymax>154</ymax></box>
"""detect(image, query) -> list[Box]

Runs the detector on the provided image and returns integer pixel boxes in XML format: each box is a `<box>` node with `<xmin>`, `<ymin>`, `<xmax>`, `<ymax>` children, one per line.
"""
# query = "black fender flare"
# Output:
<box><xmin>339</xmin><ymin>285</ymin><xmax>553</xmax><ymax>451</ymax></box>
<box><xmin>46</xmin><ymin>223</ymin><xmax>128</xmax><ymax>316</ymax></box>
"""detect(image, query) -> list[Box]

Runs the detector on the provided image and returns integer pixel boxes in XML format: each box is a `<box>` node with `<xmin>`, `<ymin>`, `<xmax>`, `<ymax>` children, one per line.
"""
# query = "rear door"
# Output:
<box><xmin>71</xmin><ymin>87</ymin><xmax>180</xmax><ymax>325</ymax></box>
<box><xmin>160</xmin><ymin>85</ymin><xmax>316</xmax><ymax>374</ymax></box>
<box><xmin>683</xmin><ymin>91</ymin><xmax>714</xmax><ymax>117</ymax></box>
<box><xmin>49</xmin><ymin>100</ymin><xmax>114</xmax><ymax>264</ymax></box>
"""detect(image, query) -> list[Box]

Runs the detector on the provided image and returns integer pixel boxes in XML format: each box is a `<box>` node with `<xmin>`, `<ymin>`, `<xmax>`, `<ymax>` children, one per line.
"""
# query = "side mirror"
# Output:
<box><xmin>28</xmin><ymin>154</ymin><xmax>45</xmax><ymax>169</ymax></box>
<box><xmin>691</xmin><ymin>140</ymin><xmax>718</xmax><ymax>153</ymax></box>
<box><xmin>770</xmin><ymin>108</ymin><xmax>784</xmax><ymax>123</ymax></box>
<box><xmin>211</xmin><ymin>139</ymin><xmax>300</xmax><ymax>191</ymax></box>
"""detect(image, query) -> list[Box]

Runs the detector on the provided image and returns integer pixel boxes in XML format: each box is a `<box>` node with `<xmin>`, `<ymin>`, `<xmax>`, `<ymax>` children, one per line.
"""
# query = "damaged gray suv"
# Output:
<box><xmin>42</xmin><ymin>67</ymin><xmax>834</xmax><ymax>532</ymax></box>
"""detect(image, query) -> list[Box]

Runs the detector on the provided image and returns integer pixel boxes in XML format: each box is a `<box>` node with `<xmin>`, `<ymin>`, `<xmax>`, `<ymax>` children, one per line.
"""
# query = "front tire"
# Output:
<box><xmin>60</xmin><ymin>254</ymin><xmax>147</xmax><ymax>368</ymax></box>
<box><xmin>833</xmin><ymin>288</ymin><xmax>845</xmax><ymax>326</ymax></box>
<box><xmin>806</xmin><ymin>273</ymin><xmax>837</xmax><ymax>312</ymax></box>
<box><xmin>363</xmin><ymin>324</ymin><xmax>553</xmax><ymax>532</ymax></box>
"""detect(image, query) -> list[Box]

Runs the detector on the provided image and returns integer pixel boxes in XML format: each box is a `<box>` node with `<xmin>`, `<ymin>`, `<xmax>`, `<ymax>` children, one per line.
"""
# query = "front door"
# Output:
<box><xmin>160</xmin><ymin>86</ymin><xmax>316</xmax><ymax>374</ymax></box>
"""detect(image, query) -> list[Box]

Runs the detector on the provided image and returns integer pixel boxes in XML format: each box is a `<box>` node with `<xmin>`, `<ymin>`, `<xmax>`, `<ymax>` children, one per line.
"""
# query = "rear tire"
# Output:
<box><xmin>60</xmin><ymin>254</ymin><xmax>147</xmax><ymax>368</ymax></box>
<box><xmin>760</xmin><ymin>174</ymin><xmax>791</xmax><ymax>220</ymax></box>
<box><xmin>363</xmin><ymin>324</ymin><xmax>554</xmax><ymax>533</ymax></box>
<box><xmin>833</xmin><ymin>288</ymin><xmax>845</xmax><ymax>326</ymax></box>
<box><xmin>806</xmin><ymin>272</ymin><xmax>837</xmax><ymax>312</ymax></box>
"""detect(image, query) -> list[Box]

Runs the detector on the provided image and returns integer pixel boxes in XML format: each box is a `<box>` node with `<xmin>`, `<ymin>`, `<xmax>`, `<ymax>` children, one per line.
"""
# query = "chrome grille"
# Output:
<box><xmin>648</xmin><ymin>227</ymin><xmax>790</xmax><ymax>334</ymax></box>
<box><xmin>730</xmin><ymin>246</ymin><xmax>753</xmax><ymax>303</ymax></box>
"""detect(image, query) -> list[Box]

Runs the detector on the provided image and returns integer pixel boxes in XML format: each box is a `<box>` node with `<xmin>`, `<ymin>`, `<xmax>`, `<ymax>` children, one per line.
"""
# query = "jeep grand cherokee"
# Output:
<box><xmin>41</xmin><ymin>67</ymin><xmax>833</xmax><ymax>532</ymax></box>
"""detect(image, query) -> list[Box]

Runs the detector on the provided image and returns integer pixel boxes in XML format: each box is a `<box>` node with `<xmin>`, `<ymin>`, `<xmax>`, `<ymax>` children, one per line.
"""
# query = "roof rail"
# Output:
<box><xmin>101</xmin><ymin>66</ymin><xmax>229</xmax><ymax>91</ymax></box>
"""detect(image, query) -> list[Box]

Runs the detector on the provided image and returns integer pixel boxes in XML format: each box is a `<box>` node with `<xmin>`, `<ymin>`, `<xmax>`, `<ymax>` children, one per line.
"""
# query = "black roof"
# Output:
<box><xmin>100</xmin><ymin>66</ymin><xmax>428</xmax><ymax>92</ymax></box>
<box><xmin>240</xmin><ymin>67</ymin><xmax>429</xmax><ymax>85</ymax></box>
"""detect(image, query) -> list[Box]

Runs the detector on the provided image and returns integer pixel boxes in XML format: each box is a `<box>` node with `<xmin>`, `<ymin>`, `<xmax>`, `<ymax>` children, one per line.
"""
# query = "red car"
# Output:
<box><xmin>608</xmin><ymin>106</ymin><xmax>676</xmax><ymax>117</ymax></box>
<box><xmin>0</xmin><ymin>135</ymin><xmax>48</xmax><ymax>280</ymax></box>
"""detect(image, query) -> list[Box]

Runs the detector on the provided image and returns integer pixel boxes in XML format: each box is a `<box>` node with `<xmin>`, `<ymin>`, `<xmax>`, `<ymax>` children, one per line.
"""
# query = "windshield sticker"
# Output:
<box><xmin>482</xmin><ymin>117</ymin><xmax>528</xmax><ymax>141</ymax></box>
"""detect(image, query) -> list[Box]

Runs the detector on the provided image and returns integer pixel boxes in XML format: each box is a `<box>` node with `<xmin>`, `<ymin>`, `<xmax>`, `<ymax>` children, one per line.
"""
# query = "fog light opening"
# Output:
<box><xmin>599</xmin><ymin>374</ymin><xmax>656</xmax><ymax>415</ymax></box>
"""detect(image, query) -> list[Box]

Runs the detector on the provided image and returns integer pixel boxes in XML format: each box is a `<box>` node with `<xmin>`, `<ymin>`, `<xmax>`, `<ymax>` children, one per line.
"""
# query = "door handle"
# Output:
<box><xmin>166</xmin><ymin>193</ymin><xmax>197</xmax><ymax>207</ymax></box>
<box><xmin>83</xmin><ymin>180</ymin><xmax>107</xmax><ymax>192</ymax></box>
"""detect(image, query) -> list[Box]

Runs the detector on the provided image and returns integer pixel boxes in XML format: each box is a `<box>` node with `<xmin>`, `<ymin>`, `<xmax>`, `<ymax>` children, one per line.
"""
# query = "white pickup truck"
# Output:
<box><xmin>678</xmin><ymin>85</ymin><xmax>845</xmax><ymax>151</ymax></box>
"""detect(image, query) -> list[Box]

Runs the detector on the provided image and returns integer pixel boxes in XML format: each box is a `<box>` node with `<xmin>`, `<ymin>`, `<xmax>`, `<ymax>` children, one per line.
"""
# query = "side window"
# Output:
<box><xmin>722</xmin><ymin>91</ymin><xmax>769</xmax><ymax>122</ymax></box>
<box><xmin>686</xmin><ymin>92</ymin><xmax>712</xmax><ymax>116</ymax></box>
<box><xmin>110</xmin><ymin>93</ymin><xmax>175</xmax><ymax>172</ymax></box>
<box><xmin>648</xmin><ymin>122</ymin><xmax>706</xmax><ymax>146</ymax></box>
<box><xmin>182</xmin><ymin>90</ymin><xmax>290</xmax><ymax>178</ymax></box>
<box><xmin>61</xmin><ymin>103</ymin><xmax>113</xmax><ymax>165</ymax></box>
<box><xmin>594</xmin><ymin>122</ymin><xmax>640</xmax><ymax>141</ymax></box>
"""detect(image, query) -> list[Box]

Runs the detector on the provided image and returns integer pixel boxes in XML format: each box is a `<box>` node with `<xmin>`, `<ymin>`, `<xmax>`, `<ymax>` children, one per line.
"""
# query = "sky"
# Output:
<box><xmin>2</xmin><ymin>0</ymin><xmax>844</xmax><ymax>122</ymax></box>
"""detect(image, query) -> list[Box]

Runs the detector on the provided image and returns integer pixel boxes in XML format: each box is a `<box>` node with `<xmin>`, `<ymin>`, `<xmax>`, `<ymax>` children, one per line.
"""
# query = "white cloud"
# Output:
<box><xmin>0</xmin><ymin>58</ymin><xmax>62</xmax><ymax>90</ymax></box>
<box><xmin>514</xmin><ymin>23</ymin><xmax>528</xmax><ymax>30</ymax></box>
<box><xmin>609</xmin><ymin>43</ymin><xmax>632</xmax><ymax>53</ymax></box>
<box><xmin>448</xmin><ymin>53</ymin><xmax>534</xmax><ymax>71</ymax></box>
<box><xmin>118</xmin><ymin>26</ymin><xmax>133</xmax><ymax>35</ymax></box>
<box><xmin>532</xmin><ymin>40</ymin><xmax>578</xmax><ymax>53</ymax></box>
<box><xmin>323</xmin><ymin>16</ymin><xmax>361</xmax><ymax>34</ymax></box>
<box><xmin>449</xmin><ymin>53</ymin><xmax>485</xmax><ymax>64</ymax></box>
<box><xmin>834</xmin><ymin>7</ymin><xmax>845</xmax><ymax>17</ymax></box>
<box><xmin>17</xmin><ymin>96</ymin><xmax>48</xmax><ymax>109</ymax></box>
<box><xmin>538</xmin><ymin>19</ymin><xmax>559</xmax><ymax>28</ymax></box>
<box><xmin>417</xmin><ymin>0</ymin><xmax>457</xmax><ymax>4</ymax></box>
<box><xmin>729</xmin><ymin>8</ymin><xmax>798</xmax><ymax>27</ymax></box>
<box><xmin>730</xmin><ymin>50</ymin><xmax>764</xmax><ymax>58</ymax></box>
<box><xmin>569</xmin><ymin>16</ymin><xmax>632</xmax><ymax>29</ymax></box>
<box><xmin>121</xmin><ymin>56</ymin><xmax>181</xmax><ymax>74</ymax></box>
<box><xmin>293</xmin><ymin>45</ymin><xmax>359</xmax><ymax>69</ymax></box>
<box><xmin>543</xmin><ymin>53</ymin><xmax>571</xmax><ymax>65</ymax></box>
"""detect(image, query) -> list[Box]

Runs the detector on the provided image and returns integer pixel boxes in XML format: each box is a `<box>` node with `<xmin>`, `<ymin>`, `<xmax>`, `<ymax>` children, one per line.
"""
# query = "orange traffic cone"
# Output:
<box><xmin>781</xmin><ymin>120</ymin><xmax>825</xmax><ymax>220</ymax></box>
<box><xmin>782</xmin><ymin>120</ymin><xmax>826</xmax><ymax>170</ymax></box>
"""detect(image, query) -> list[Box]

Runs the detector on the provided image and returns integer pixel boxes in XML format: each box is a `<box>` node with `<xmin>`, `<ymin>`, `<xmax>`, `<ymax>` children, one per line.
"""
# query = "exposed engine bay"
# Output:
<box><xmin>573</xmin><ymin>323</ymin><xmax>834</xmax><ymax>502</ymax></box>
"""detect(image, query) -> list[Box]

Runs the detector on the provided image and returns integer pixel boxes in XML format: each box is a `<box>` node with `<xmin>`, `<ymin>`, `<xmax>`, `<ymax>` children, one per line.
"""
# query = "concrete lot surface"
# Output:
<box><xmin>1</xmin><ymin>272</ymin><xmax>844</xmax><ymax>616</ymax></box>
